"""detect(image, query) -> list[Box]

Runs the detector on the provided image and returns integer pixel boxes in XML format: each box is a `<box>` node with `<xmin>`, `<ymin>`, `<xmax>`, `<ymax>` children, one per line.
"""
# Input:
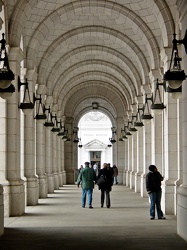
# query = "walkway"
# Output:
<box><xmin>0</xmin><ymin>185</ymin><xmax>187</xmax><ymax>250</ymax></box>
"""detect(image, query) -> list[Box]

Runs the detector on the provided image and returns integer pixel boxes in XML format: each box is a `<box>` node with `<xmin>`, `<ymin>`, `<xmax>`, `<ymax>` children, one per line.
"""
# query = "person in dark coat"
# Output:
<box><xmin>146</xmin><ymin>165</ymin><xmax>166</xmax><ymax>220</ymax></box>
<box><xmin>97</xmin><ymin>163</ymin><xmax>113</xmax><ymax>208</ymax></box>
<box><xmin>77</xmin><ymin>162</ymin><xmax>96</xmax><ymax>209</ymax></box>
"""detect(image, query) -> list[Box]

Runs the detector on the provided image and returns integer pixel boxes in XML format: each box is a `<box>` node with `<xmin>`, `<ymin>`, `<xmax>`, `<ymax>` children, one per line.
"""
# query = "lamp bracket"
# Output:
<box><xmin>33</xmin><ymin>93</ymin><xmax>42</xmax><ymax>103</ymax></box>
<box><xmin>156</xmin><ymin>79</ymin><xmax>166</xmax><ymax>92</ymax></box>
<box><xmin>18</xmin><ymin>76</ymin><xmax>28</xmax><ymax>92</ymax></box>
<box><xmin>173</xmin><ymin>29</ymin><xmax>187</xmax><ymax>54</ymax></box>
<box><xmin>145</xmin><ymin>93</ymin><xmax>153</xmax><ymax>103</ymax></box>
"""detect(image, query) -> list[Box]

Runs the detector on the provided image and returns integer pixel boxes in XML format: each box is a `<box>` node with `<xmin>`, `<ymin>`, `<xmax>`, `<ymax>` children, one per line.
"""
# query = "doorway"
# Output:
<box><xmin>77</xmin><ymin>111</ymin><xmax>113</xmax><ymax>168</ymax></box>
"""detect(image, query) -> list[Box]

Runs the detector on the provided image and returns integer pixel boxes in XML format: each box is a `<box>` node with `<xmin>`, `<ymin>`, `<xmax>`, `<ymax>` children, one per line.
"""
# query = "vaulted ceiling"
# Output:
<box><xmin>6</xmin><ymin>0</ymin><xmax>176</xmax><ymax>125</ymax></box>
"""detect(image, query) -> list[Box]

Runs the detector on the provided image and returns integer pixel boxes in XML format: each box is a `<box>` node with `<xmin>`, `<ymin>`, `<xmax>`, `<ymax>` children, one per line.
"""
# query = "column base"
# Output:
<box><xmin>9</xmin><ymin>179</ymin><xmax>25</xmax><ymax>216</ymax></box>
<box><xmin>38</xmin><ymin>175</ymin><xmax>48</xmax><ymax>198</ymax></box>
<box><xmin>1</xmin><ymin>180</ymin><xmax>10</xmax><ymax>217</ymax></box>
<box><xmin>62</xmin><ymin>171</ymin><xmax>67</xmax><ymax>185</ymax></box>
<box><xmin>54</xmin><ymin>172</ymin><xmax>59</xmax><ymax>190</ymax></box>
<box><xmin>122</xmin><ymin>170</ymin><xmax>126</xmax><ymax>185</ymax></box>
<box><xmin>125</xmin><ymin>170</ymin><xmax>130</xmax><ymax>187</ymax></box>
<box><xmin>130</xmin><ymin>171</ymin><xmax>135</xmax><ymax>189</ymax></box>
<box><xmin>58</xmin><ymin>171</ymin><xmax>63</xmax><ymax>187</ymax></box>
<box><xmin>26</xmin><ymin>176</ymin><xmax>39</xmax><ymax>206</ymax></box>
<box><xmin>0</xmin><ymin>185</ymin><xmax>4</xmax><ymax>237</ymax></box>
<box><xmin>47</xmin><ymin>174</ymin><xmax>54</xmax><ymax>193</ymax></box>
<box><xmin>66</xmin><ymin>170</ymin><xmax>74</xmax><ymax>184</ymax></box>
<box><xmin>177</xmin><ymin>186</ymin><xmax>187</xmax><ymax>242</ymax></box>
<box><xmin>135</xmin><ymin>172</ymin><xmax>141</xmax><ymax>193</ymax></box>
<box><xmin>140</xmin><ymin>174</ymin><xmax>147</xmax><ymax>198</ymax></box>
<box><xmin>162</xmin><ymin>179</ymin><xmax>175</xmax><ymax>215</ymax></box>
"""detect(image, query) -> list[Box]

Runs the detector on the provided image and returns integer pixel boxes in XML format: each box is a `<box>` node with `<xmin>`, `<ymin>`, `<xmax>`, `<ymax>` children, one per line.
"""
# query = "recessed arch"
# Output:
<box><xmin>63</xmin><ymin>83</ymin><xmax>127</xmax><ymax>120</ymax></box>
<box><xmin>73</xmin><ymin>100</ymin><xmax>117</xmax><ymax>128</ymax></box>
<box><xmin>31</xmin><ymin>26</ymin><xmax>152</xmax><ymax>83</ymax></box>
<box><xmin>56</xmin><ymin>76</ymin><xmax>132</xmax><ymax>115</ymax></box>
<box><xmin>46</xmin><ymin>45</ymin><xmax>143</xmax><ymax>92</ymax></box>
<box><xmin>50</xmin><ymin>59</ymin><xmax>137</xmax><ymax>101</ymax></box>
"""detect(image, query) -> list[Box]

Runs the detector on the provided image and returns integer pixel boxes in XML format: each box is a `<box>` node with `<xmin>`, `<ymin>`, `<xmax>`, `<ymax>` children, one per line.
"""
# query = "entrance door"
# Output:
<box><xmin>90</xmin><ymin>151</ymin><xmax>101</xmax><ymax>170</ymax></box>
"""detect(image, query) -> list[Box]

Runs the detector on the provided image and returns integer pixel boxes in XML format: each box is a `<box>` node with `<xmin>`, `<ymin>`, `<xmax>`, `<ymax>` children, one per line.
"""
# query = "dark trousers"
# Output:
<box><xmin>101</xmin><ymin>189</ymin><xmax>110</xmax><ymax>208</ymax></box>
<box><xmin>149</xmin><ymin>191</ymin><xmax>163</xmax><ymax>218</ymax></box>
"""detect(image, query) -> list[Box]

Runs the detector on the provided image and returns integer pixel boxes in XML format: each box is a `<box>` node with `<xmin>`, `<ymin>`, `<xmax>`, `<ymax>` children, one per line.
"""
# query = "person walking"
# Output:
<box><xmin>77</xmin><ymin>162</ymin><xmax>96</xmax><ymax>209</ymax></box>
<box><xmin>93</xmin><ymin>163</ymin><xmax>98</xmax><ymax>175</ymax></box>
<box><xmin>97</xmin><ymin>163</ymin><xmax>113</xmax><ymax>208</ymax></box>
<box><xmin>113</xmin><ymin>164</ymin><xmax>118</xmax><ymax>184</ymax></box>
<box><xmin>146</xmin><ymin>164</ymin><xmax>166</xmax><ymax>220</ymax></box>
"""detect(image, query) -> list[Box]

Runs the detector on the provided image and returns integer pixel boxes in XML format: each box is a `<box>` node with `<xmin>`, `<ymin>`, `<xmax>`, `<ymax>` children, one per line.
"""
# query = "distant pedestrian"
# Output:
<box><xmin>78</xmin><ymin>165</ymin><xmax>83</xmax><ymax>174</ymax></box>
<box><xmin>93</xmin><ymin>163</ymin><xmax>98</xmax><ymax>175</ymax></box>
<box><xmin>146</xmin><ymin>165</ymin><xmax>166</xmax><ymax>220</ymax></box>
<box><xmin>113</xmin><ymin>164</ymin><xmax>118</xmax><ymax>184</ymax></box>
<box><xmin>97</xmin><ymin>163</ymin><xmax>113</xmax><ymax>208</ymax></box>
<box><xmin>77</xmin><ymin>162</ymin><xmax>96</xmax><ymax>209</ymax></box>
<box><xmin>76</xmin><ymin>165</ymin><xmax>83</xmax><ymax>182</ymax></box>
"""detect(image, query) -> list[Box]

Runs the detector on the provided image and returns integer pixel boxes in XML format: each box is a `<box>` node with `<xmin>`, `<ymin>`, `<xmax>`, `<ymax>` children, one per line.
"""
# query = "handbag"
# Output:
<box><xmin>97</xmin><ymin>175</ymin><xmax>107</xmax><ymax>186</ymax></box>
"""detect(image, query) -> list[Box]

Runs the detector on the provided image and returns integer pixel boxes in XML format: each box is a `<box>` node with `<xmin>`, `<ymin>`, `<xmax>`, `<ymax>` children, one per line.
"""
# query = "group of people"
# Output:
<box><xmin>77</xmin><ymin>162</ymin><xmax>166</xmax><ymax>220</ymax></box>
<box><xmin>77</xmin><ymin>162</ymin><xmax>118</xmax><ymax>209</ymax></box>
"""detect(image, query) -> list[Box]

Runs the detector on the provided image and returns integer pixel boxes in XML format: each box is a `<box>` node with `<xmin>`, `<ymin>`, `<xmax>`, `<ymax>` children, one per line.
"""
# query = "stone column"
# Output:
<box><xmin>24</xmin><ymin>70</ymin><xmax>38</xmax><ymax>205</ymax></box>
<box><xmin>73</xmin><ymin>136</ymin><xmax>78</xmax><ymax>183</ymax></box>
<box><xmin>0</xmin><ymin>98</ymin><xmax>5</xmax><ymax>235</ymax></box>
<box><xmin>0</xmin><ymin>98</ymin><xmax>10</xmax><ymax>216</ymax></box>
<box><xmin>176</xmin><ymin>1</ymin><xmax>187</xmax><ymax>241</ymax></box>
<box><xmin>60</xmin><ymin>116</ymin><xmax>66</xmax><ymax>186</ymax></box>
<box><xmin>130</xmin><ymin>133</ymin><xmax>137</xmax><ymax>190</ymax></box>
<box><xmin>52</xmin><ymin>132</ymin><xmax>59</xmax><ymax>190</ymax></box>
<box><xmin>154</xmin><ymin>112</ymin><xmax>166</xmax><ymax>212</ymax></box>
<box><xmin>126</xmin><ymin>136</ymin><xmax>132</xmax><ymax>187</ymax></box>
<box><xmin>0</xmin><ymin>185</ymin><xmax>3</xmax><ymax>236</ymax></box>
<box><xmin>174</xmin><ymin>100</ymin><xmax>183</xmax><ymax>214</ymax></box>
<box><xmin>61</xmin><ymin>139</ymin><xmax>66</xmax><ymax>185</ymax></box>
<box><xmin>154</xmin><ymin>114</ymin><xmax>163</xmax><ymax>169</ymax></box>
<box><xmin>36</xmin><ymin>121</ymin><xmax>47</xmax><ymax>198</ymax></box>
<box><xmin>64</xmin><ymin>119</ymin><xmax>74</xmax><ymax>184</ymax></box>
<box><xmin>135</xmin><ymin>128</ymin><xmax>143</xmax><ymax>193</ymax></box>
<box><xmin>162</xmin><ymin>94</ymin><xmax>179</xmax><ymax>215</ymax></box>
<box><xmin>57</xmin><ymin>136</ymin><xmax>63</xmax><ymax>187</ymax></box>
<box><xmin>141</xmin><ymin>121</ymin><xmax>153</xmax><ymax>198</ymax></box>
<box><xmin>46</xmin><ymin>127</ymin><xmax>54</xmax><ymax>193</ymax></box>
<box><xmin>116</xmin><ymin>117</ymin><xmax>125</xmax><ymax>184</ymax></box>
<box><xmin>123</xmin><ymin>140</ymin><xmax>128</xmax><ymax>185</ymax></box>
<box><xmin>7</xmin><ymin>47</ymin><xmax>25</xmax><ymax>216</ymax></box>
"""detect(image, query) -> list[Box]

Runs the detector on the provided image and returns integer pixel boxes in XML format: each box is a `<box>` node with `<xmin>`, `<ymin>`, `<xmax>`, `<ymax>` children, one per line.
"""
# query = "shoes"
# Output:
<box><xmin>150</xmin><ymin>217</ymin><xmax>155</xmax><ymax>220</ymax></box>
<box><xmin>107</xmin><ymin>205</ymin><xmax>110</xmax><ymax>208</ymax></box>
<box><xmin>158</xmin><ymin>217</ymin><xmax>166</xmax><ymax>220</ymax></box>
<box><xmin>82</xmin><ymin>205</ymin><xmax>85</xmax><ymax>208</ymax></box>
<box><xmin>89</xmin><ymin>206</ymin><xmax>93</xmax><ymax>209</ymax></box>
<box><xmin>101</xmin><ymin>205</ymin><xmax>103</xmax><ymax>208</ymax></box>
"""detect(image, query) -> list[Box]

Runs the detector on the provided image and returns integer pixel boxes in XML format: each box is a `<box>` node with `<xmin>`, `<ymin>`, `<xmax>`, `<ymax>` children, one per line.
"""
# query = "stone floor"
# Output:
<box><xmin>0</xmin><ymin>185</ymin><xmax>187</xmax><ymax>250</ymax></box>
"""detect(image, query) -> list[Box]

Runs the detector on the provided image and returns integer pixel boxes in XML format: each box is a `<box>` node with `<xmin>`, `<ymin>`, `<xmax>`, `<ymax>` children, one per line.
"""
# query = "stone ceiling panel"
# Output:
<box><xmin>5</xmin><ymin>0</ymin><xmax>176</xmax><ymax>120</ymax></box>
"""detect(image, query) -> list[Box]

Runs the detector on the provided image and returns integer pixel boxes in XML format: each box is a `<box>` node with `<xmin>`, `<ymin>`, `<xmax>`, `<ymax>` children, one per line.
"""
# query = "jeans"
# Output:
<box><xmin>113</xmin><ymin>176</ymin><xmax>118</xmax><ymax>184</ymax></box>
<box><xmin>149</xmin><ymin>191</ymin><xmax>163</xmax><ymax>218</ymax></box>
<box><xmin>82</xmin><ymin>188</ymin><xmax>93</xmax><ymax>207</ymax></box>
<box><xmin>101</xmin><ymin>189</ymin><xmax>110</xmax><ymax>208</ymax></box>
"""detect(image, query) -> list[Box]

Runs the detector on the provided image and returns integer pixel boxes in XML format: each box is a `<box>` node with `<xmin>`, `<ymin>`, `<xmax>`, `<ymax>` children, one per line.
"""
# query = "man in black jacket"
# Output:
<box><xmin>146</xmin><ymin>165</ymin><xmax>166</xmax><ymax>220</ymax></box>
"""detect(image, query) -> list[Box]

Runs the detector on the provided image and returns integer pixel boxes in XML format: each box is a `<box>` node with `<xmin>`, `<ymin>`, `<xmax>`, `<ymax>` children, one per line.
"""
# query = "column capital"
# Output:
<box><xmin>149</xmin><ymin>69</ymin><xmax>162</xmax><ymax>83</ymax></box>
<box><xmin>27</xmin><ymin>69</ymin><xmax>38</xmax><ymax>83</ymax></box>
<box><xmin>177</xmin><ymin>0</ymin><xmax>187</xmax><ymax>23</ymax></box>
<box><xmin>9</xmin><ymin>47</ymin><xmax>24</xmax><ymax>64</ymax></box>
<box><xmin>134</xmin><ymin>95</ymin><xmax>143</xmax><ymax>105</ymax></box>
<box><xmin>140</xmin><ymin>84</ymin><xmax>152</xmax><ymax>95</ymax></box>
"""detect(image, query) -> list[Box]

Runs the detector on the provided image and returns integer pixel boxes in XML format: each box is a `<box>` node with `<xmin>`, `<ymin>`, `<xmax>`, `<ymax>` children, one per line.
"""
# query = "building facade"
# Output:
<box><xmin>0</xmin><ymin>0</ymin><xmax>187</xmax><ymax>242</ymax></box>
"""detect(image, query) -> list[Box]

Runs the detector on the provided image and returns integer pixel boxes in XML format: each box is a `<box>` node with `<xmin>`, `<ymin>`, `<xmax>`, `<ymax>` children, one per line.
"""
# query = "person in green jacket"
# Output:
<box><xmin>77</xmin><ymin>162</ymin><xmax>96</xmax><ymax>208</ymax></box>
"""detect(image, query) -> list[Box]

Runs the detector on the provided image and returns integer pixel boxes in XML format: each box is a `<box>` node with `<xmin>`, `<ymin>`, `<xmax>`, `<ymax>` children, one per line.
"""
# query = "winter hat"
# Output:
<box><xmin>149</xmin><ymin>165</ymin><xmax>156</xmax><ymax>172</ymax></box>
